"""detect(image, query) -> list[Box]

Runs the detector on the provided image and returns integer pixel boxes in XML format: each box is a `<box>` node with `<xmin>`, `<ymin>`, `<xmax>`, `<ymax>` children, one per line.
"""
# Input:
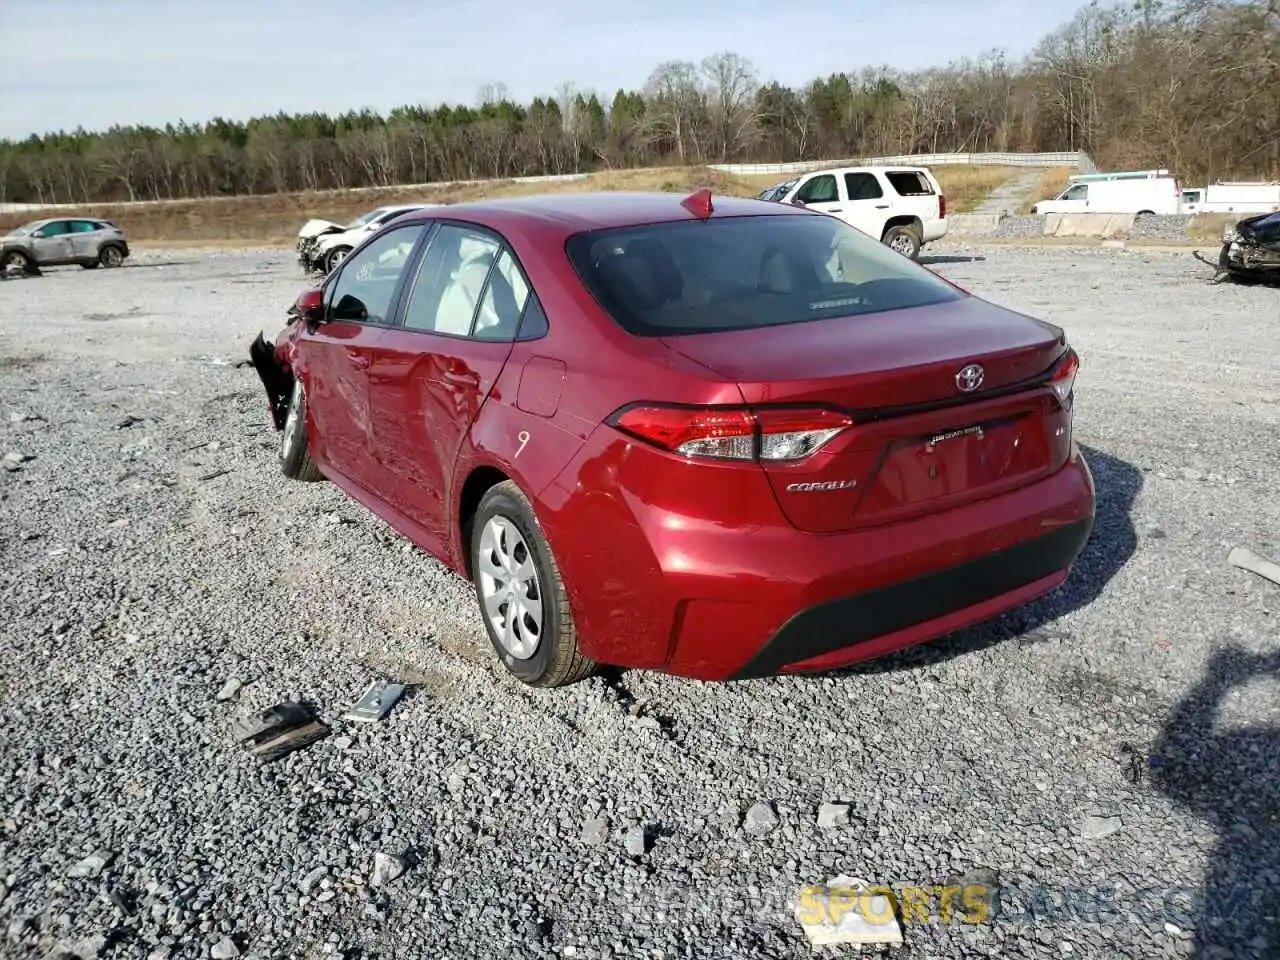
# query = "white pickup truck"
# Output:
<box><xmin>756</xmin><ymin>165</ymin><xmax>948</xmax><ymax>259</ymax></box>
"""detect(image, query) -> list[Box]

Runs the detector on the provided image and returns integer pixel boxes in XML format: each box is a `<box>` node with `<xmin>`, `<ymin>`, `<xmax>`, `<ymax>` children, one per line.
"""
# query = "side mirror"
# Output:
<box><xmin>290</xmin><ymin>287</ymin><xmax>325</xmax><ymax>329</ymax></box>
<box><xmin>790</xmin><ymin>196</ymin><xmax>807</xmax><ymax>206</ymax></box>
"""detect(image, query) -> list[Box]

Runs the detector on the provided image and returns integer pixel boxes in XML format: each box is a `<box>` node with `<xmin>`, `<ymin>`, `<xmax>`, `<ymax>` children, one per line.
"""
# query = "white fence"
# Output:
<box><xmin>0</xmin><ymin>152</ymin><xmax>1093</xmax><ymax>214</ymax></box>
<box><xmin>709</xmin><ymin>151</ymin><xmax>1094</xmax><ymax>177</ymax></box>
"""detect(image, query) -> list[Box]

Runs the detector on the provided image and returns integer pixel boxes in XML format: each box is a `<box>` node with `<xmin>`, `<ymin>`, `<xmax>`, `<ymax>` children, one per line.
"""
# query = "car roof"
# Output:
<box><xmin>398</xmin><ymin>191</ymin><xmax>801</xmax><ymax>236</ymax></box>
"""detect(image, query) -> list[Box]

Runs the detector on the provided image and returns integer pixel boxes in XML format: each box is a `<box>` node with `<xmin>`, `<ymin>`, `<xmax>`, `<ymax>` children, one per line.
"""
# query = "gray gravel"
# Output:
<box><xmin>2</xmin><ymin>244</ymin><xmax>1279</xmax><ymax>959</ymax></box>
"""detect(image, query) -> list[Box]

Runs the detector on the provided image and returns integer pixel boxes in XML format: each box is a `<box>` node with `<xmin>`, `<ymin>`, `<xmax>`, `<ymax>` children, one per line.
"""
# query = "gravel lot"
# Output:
<box><xmin>2</xmin><ymin>243</ymin><xmax>1278</xmax><ymax>960</ymax></box>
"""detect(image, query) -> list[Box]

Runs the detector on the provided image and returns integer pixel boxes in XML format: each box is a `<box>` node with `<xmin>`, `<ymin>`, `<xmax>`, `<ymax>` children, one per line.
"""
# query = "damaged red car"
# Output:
<box><xmin>249</xmin><ymin>190</ymin><xmax>1095</xmax><ymax>687</ymax></box>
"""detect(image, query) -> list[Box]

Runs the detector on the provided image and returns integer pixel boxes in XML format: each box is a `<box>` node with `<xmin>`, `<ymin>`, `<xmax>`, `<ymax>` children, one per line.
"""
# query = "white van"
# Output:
<box><xmin>1032</xmin><ymin>170</ymin><xmax>1181</xmax><ymax>216</ymax></box>
<box><xmin>756</xmin><ymin>165</ymin><xmax>947</xmax><ymax>260</ymax></box>
<box><xmin>1179</xmin><ymin>182</ymin><xmax>1280</xmax><ymax>215</ymax></box>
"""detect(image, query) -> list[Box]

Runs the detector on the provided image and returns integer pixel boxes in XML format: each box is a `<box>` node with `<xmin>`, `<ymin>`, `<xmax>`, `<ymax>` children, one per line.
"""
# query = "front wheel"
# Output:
<box><xmin>279</xmin><ymin>377</ymin><xmax>324</xmax><ymax>482</ymax></box>
<box><xmin>883</xmin><ymin>225</ymin><xmax>922</xmax><ymax>260</ymax></box>
<box><xmin>470</xmin><ymin>481</ymin><xmax>596</xmax><ymax>688</ymax></box>
<box><xmin>2</xmin><ymin>250</ymin><xmax>31</xmax><ymax>271</ymax></box>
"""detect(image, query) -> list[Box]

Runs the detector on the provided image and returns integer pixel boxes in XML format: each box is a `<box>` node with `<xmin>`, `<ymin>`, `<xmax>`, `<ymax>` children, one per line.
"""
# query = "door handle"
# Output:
<box><xmin>827</xmin><ymin>207</ymin><xmax>842</xmax><ymax>212</ymax></box>
<box><xmin>442</xmin><ymin>370</ymin><xmax>479</xmax><ymax>386</ymax></box>
<box><xmin>875</xmin><ymin>204</ymin><xmax>890</xmax><ymax>209</ymax></box>
<box><xmin>345</xmin><ymin>351</ymin><xmax>370</xmax><ymax>370</ymax></box>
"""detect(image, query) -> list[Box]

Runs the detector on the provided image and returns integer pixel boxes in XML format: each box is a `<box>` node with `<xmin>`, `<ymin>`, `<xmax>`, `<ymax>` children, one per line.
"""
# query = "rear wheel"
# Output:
<box><xmin>470</xmin><ymin>481</ymin><xmax>596</xmax><ymax>688</ymax></box>
<box><xmin>883</xmin><ymin>225</ymin><xmax>922</xmax><ymax>260</ymax></box>
<box><xmin>280</xmin><ymin>377</ymin><xmax>324</xmax><ymax>482</ymax></box>
<box><xmin>99</xmin><ymin>245</ymin><xmax>124</xmax><ymax>268</ymax></box>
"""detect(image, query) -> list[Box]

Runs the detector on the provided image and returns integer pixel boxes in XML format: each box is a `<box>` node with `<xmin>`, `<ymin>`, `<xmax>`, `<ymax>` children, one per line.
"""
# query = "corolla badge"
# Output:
<box><xmin>786</xmin><ymin>479</ymin><xmax>857</xmax><ymax>492</ymax></box>
<box><xmin>955</xmin><ymin>363</ymin><xmax>984</xmax><ymax>393</ymax></box>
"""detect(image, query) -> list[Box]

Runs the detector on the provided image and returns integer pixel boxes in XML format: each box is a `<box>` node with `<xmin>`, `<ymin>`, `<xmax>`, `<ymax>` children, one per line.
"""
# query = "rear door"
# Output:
<box><xmin>365</xmin><ymin>221</ymin><xmax>527</xmax><ymax>549</ymax></box>
<box><xmin>841</xmin><ymin>171</ymin><xmax>892</xmax><ymax>239</ymax></box>
<box><xmin>68</xmin><ymin>220</ymin><xmax>103</xmax><ymax>260</ymax></box>
<box><xmin>300</xmin><ymin>221</ymin><xmax>429</xmax><ymax>485</ymax></box>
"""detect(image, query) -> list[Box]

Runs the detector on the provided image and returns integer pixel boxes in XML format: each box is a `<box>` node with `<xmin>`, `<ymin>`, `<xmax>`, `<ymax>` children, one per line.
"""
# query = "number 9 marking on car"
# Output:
<box><xmin>515</xmin><ymin>430</ymin><xmax>530</xmax><ymax>458</ymax></box>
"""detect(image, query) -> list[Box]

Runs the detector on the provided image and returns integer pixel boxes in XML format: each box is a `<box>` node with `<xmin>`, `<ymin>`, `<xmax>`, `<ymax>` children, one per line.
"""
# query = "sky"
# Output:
<box><xmin>0</xmin><ymin>0</ymin><xmax>1089</xmax><ymax>141</ymax></box>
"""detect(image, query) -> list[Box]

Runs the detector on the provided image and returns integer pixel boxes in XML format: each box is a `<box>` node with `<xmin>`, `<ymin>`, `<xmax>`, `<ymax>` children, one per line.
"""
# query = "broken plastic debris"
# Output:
<box><xmin>342</xmin><ymin>680</ymin><xmax>406</xmax><ymax>723</ymax></box>
<box><xmin>233</xmin><ymin>701</ymin><xmax>329</xmax><ymax>763</ymax></box>
<box><xmin>1228</xmin><ymin>546</ymin><xmax>1280</xmax><ymax>587</ymax></box>
<box><xmin>793</xmin><ymin>875</ymin><xmax>903</xmax><ymax>947</ymax></box>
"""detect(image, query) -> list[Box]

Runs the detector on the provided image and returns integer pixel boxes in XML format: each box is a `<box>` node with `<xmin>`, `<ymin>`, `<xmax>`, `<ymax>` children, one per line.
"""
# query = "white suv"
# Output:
<box><xmin>756</xmin><ymin>165</ymin><xmax>947</xmax><ymax>259</ymax></box>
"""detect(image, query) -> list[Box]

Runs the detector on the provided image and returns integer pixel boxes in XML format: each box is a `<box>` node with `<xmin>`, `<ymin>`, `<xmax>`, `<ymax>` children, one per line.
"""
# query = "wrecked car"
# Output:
<box><xmin>296</xmin><ymin>204</ymin><xmax>437</xmax><ymax>275</ymax></box>
<box><xmin>250</xmin><ymin>190</ymin><xmax>1095</xmax><ymax>690</ymax></box>
<box><xmin>1213</xmin><ymin>212</ymin><xmax>1280</xmax><ymax>283</ymax></box>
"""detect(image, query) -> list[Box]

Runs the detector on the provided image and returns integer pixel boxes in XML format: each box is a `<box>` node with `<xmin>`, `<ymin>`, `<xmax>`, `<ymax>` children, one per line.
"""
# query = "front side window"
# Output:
<box><xmin>795</xmin><ymin>174</ymin><xmax>838</xmax><ymax>204</ymax></box>
<box><xmin>565</xmin><ymin>213</ymin><xmax>963</xmax><ymax>337</ymax></box>
<box><xmin>36</xmin><ymin>221</ymin><xmax>72</xmax><ymax>237</ymax></box>
<box><xmin>325</xmin><ymin>223</ymin><xmax>427</xmax><ymax>324</ymax></box>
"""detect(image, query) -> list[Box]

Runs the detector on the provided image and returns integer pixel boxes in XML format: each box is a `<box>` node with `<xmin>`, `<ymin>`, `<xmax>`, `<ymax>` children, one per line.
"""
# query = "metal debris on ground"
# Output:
<box><xmin>233</xmin><ymin>701</ymin><xmax>330</xmax><ymax>763</ymax></box>
<box><xmin>1228</xmin><ymin>546</ymin><xmax>1280</xmax><ymax>587</ymax></box>
<box><xmin>792</xmin><ymin>875</ymin><xmax>903</xmax><ymax>947</ymax></box>
<box><xmin>342</xmin><ymin>679</ymin><xmax>406</xmax><ymax>723</ymax></box>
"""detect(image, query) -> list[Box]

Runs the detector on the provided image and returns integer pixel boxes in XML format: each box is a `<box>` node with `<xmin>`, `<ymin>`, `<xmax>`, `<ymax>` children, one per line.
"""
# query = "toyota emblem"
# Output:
<box><xmin>955</xmin><ymin>363</ymin><xmax>984</xmax><ymax>393</ymax></box>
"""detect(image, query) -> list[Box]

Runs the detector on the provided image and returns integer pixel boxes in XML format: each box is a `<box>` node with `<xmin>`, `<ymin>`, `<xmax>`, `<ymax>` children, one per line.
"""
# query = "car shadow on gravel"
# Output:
<box><xmin>1148</xmin><ymin>645</ymin><xmax>1280</xmax><ymax>958</ymax></box>
<box><xmin>834</xmin><ymin>443</ymin><xmax>1140</xmax><ymax>675</ymax></box>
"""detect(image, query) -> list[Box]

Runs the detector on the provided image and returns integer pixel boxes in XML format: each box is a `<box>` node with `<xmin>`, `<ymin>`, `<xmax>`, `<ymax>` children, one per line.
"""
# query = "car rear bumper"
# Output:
<box><xmin>540</xmin><ymin>439</ymin><xmax>1096</xmax><ymax>681</ymax></box>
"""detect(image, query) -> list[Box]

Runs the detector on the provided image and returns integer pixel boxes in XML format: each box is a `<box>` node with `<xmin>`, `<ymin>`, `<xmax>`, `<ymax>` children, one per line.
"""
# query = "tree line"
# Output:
<box><xmin>2</xmin><ymin>0</ymin><xmax>1276</xmax><ymax>206</ymax></box>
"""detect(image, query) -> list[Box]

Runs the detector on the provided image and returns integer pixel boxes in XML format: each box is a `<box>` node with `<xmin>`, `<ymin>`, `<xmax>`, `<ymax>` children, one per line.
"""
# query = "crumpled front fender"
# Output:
<box><xmin>249</xmin><ymin>332</ymin><xmax>294</xmax><ymax>430</ymax></box>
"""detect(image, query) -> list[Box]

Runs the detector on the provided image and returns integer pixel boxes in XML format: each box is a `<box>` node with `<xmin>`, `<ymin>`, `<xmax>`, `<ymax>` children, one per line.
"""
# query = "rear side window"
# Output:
<box><xmin>69</xmin><ymin>221</ymin><xmax>99</xmax><ymax>233</ymax></box>
<box><xmin>565</xmin><ymin>213</ymin><xmax>962</xmax><ymax>337</ymax></box>
<box><xmin>844</xmin><ymin>172</ymin><xmax>884</xmax><ymax>200</ymax></box>
<box><xmin>885</xmin><ymin>171</ymin><xmax>935</xmax><ymax>196</ymax></box>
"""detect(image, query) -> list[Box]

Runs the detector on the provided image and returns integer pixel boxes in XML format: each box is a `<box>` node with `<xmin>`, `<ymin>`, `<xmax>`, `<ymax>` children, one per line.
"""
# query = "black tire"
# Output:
<box><xmin>324</xmin><ymin>246</ymin><xmax>352</xmax><ymax>274</ymax></box>
<box><xmin>99</xmin><ymin>245</ymin><xmax>124</xmax><ymax>268</ymax></box>
<box><xmin>279</xmin><ymin>377</ymin><xmax>324</xmax><ymax>482</ymax></box>
<box><xmin>470</xmin><ymin>480</ymin><xmax>596</xmax><ymax>688</ymax></box>
<box><xmin>2</xmin><ymin>250</ymin><xmax>30</xmax><ymax>270</ymax></box>
<box><xmin>883</xmin><ymin>224</ymin><xmax>922</xmax><ymax>260</ymax></box>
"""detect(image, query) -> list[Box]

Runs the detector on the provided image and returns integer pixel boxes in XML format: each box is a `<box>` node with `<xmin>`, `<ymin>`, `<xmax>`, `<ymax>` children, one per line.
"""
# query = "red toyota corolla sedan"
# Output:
<box><xmin>249</xmin><ymin>189</ymin><xmax>1095</xmax><ymax>688</ymax></box>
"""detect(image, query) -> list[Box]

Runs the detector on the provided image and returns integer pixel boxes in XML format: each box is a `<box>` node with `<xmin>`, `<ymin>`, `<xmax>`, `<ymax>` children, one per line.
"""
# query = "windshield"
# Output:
<box><xmin>565</xmin><ymin>213</ymin><xmax>962</xmax><ymax>337</ymax></box>
<box><xmin>9</xmin><ymin>221</ymin><xmax>42</xmax><ymax>236</ymax></box>
<box><xmin>343</xmin><ymin>208</ymin><xmax>388</xmax><ymax>231</ymax></box>
<box><xmin>756</xmin><ymin>178</ymin><xmax>799</xmax><ymax>202</ymax></box>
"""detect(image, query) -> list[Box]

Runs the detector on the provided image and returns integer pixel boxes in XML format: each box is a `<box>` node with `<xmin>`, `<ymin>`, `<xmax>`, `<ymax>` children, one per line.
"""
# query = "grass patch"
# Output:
<box><xmin>0</xmin><ymin>164</ymin><xmax>1020</xmax><ymax>244</ymax></box>
<box><xmin>1187</xmin><ymin>213</ymin><xmax>1238</xmax><ymax>243</ymax></box>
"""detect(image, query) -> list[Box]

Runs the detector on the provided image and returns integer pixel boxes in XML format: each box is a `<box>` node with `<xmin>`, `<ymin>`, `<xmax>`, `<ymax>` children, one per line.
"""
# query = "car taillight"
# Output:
<box><xmin>938</xmin><ymin>194</ymin><xmax>947</xmax><ymax>218</ymax></box>
<box><xmin>609</xmin><ymin>405</ymin><xmax>853</xmax><ymax>462</ymax></box>
<box><xmin>1049</xmin><ymin>348</ymin><xmax>1079</xmax><ymax>408</ymax></box>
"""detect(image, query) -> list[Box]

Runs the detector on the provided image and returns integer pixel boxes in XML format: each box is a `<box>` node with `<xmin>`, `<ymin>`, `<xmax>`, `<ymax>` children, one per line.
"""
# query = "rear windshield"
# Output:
<box><xmin>564</xmin><ymin>213</ymin><xmax>962</xmax><ymax>337</ymax></box>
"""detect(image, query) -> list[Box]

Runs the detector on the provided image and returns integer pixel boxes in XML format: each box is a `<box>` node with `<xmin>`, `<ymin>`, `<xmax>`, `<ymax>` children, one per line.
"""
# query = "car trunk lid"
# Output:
<box><xmin>661</xmin><ymin>296</ymin><xmax>1075</xmax><ymax>533</ymax></box>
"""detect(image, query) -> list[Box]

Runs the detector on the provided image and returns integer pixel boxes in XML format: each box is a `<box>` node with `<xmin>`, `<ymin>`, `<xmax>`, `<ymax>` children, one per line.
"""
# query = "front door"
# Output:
<box><xmin>791</xmin><ymin>173</ymin><xmax>844</xmax><ymax>221</ymax></box>
<box><xmin>366</xmin><ymin>221</ymin><xmax>529</xmax><ymax>554</ymax></box>
<box><xmin>300</xmin><ymin>221</ymin><xmax>428</xmax><ymax>485</ymax></box>
<box><xmin>30</xmin><ymin>221</ymin><xmax>73</xmax><ymax>264</ymax></box>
